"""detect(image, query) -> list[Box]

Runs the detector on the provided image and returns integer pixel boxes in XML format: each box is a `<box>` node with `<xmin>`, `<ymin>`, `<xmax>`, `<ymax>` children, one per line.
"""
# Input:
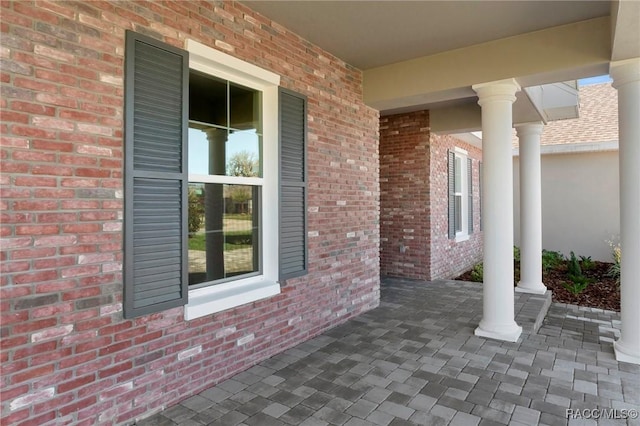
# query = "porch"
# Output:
<box><xmin>139</xmin><ymin>278</ymin><xmax>638</xmax><ymax>426</ymax></box>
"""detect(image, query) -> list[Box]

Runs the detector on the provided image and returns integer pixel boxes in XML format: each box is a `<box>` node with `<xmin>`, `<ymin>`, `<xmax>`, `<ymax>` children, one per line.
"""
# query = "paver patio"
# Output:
<box><xmin>138</xmin><ymin>278</ymin><xmax>639</xmax><ymax>426</ymax></box>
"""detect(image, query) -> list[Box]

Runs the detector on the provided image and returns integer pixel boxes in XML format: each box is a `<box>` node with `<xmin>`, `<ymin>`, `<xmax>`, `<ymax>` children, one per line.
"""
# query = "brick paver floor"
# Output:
<box><xmin>138</xmin><ymin>278</ymin><xmax>639</xmax><ymax>426</ymax></box>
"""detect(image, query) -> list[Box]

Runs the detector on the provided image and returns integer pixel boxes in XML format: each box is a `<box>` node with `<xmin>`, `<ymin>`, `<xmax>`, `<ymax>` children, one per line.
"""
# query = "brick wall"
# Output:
<box><xmin>429</xmin><ymin>133</ymin><xmax>483</xmax><ymax>279</ymax></box>
<box><xmin>379</xmin><ymin>112</ymin><xmax>482</xmax><ymax>281</ymax></box>
<box><xmin>0</xmin><ymin>2</ymin><xmax>380</xmax><ymax>424</ymax></box>
<box><xmin>379</xmin><ymin>111</ymin><xmax>430</xmax><ymax>279</ymax></box>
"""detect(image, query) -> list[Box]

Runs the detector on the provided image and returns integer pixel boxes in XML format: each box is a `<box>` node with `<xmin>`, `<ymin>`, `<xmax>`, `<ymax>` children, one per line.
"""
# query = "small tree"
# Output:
<box><xmin>188</xmin><ymin>188</ymin><xmax>205</xmax><ymax>236</ymax></box>
<box><xmin>227</xmin><ymin>151</ymin><xmax>259</xmax><ymax>177</ymax></box>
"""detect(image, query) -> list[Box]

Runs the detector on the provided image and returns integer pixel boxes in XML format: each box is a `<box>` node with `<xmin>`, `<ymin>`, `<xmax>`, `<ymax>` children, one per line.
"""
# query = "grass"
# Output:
<box><xmin>188</xmin><ymin>231</ymin><xmax>252</xmax><ymax>251</ymax></box>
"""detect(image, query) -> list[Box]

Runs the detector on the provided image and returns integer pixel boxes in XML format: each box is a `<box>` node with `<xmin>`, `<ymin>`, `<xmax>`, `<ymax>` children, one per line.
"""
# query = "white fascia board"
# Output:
<box><xmin>512</xmin><ymin>140</ymin><xmax>619</xmax><ymax>157</ymax></box>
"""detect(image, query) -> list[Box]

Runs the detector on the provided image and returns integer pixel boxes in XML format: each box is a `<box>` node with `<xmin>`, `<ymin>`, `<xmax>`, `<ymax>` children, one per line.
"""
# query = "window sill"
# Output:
<box><xmin>455</xmin><ymin>234</ymin><xmax>470</xmax><ymax>243</ymax></box>
<box><xmin>185</xmin><ymin>278</ymin><xmax>280</xmax><ymax>320</ymax></box>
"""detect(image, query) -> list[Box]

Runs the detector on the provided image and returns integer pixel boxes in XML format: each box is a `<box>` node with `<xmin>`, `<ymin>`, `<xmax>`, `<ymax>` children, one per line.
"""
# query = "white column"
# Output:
<box><xmin>515</xmin><ymin>122</ymin><xmax>547</xmax><ymax>295</ymax></box>
<box><xmin>472</xmin><ymin>79</ymin><xmax>522</xmax><ymax>342</ymax></box>
<box><xmin>610</xmin><ymin>58</ymin><xmax>640</xmax><ymax>365</ymax></box>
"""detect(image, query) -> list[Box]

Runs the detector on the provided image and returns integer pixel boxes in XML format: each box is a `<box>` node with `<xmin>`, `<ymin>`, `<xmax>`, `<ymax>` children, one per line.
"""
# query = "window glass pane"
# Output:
<box><xmin>189</xmin><ymin>71</ymin><xmax>227</xmax><ymax>128</ymax></box>
<box><xmin>188</xmin><ymin>183</ymin><xmax>260</xmax><ymax>286</ymax></box>
<box><xmin>230</xmin><ymin>83</ymin><xmax>262</xmax><ymax>133</ymax></box>
<box><xmin>227</xmin><ymin>130</ymin><xmax>261</xmax><ymax>177</ymax></box>
<box><xmin>455</xmin><ymin>195</ymin><xmax>462</xmax><ymax>232</ymax></box>
<box><xmin>454</xmin><ymin>156</ymin><xmax>462</xmax><ymax>193</ymax></box>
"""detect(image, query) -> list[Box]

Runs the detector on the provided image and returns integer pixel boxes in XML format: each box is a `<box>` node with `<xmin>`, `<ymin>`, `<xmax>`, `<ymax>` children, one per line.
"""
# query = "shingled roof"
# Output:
<box><xmin>514</xmin><ymin>82</ymin><xmax>618</xmax><ymax>148</ymax></box>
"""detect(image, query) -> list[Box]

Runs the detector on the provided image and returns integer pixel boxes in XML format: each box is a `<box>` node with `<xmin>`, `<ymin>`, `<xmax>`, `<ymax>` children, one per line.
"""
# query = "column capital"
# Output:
<box><xmin>515</xmin><ymin>122</ymin><xmax>544</xmax><ymax>138</ymax></box>
<box><xmin>610</xmin><ymin>57</ymin><xmax>640</xmax><ymax>89</ymax></box>
<box><xmin>472</xmin><ymin>78</ymin><xmax>521</xmax><ymax>106</ymax></box>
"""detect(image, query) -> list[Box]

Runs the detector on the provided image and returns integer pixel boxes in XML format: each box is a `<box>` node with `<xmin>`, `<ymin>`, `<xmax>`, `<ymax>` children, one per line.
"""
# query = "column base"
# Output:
<box><xmin>614</xmin><ymin>340</ymin><xmax>640</xmax><ymax>365</ymax></box>
<box><xmin>475</xmin><ymin>322</ymin><xmax>522</xmax><ymax>343</ymax></box>
<box><xmin>516</xmin><ymin>282</ymin><xmax>547</xmax><ymax>295</ymax></box>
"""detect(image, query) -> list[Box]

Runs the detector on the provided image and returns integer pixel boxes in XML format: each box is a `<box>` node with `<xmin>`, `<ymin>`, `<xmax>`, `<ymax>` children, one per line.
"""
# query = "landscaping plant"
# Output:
<box><xmin>606</xmin><ymin>243</ymin><xmax>621</xmax><ymax>285</ymax></box>
<box><xmin>542</xmin><ymin>249</ymin><xmax>564</xmax><ymax>273</ymax></box>
<box><xmin>563</xmin><ymin>251</ymin><xmax>592</xmax><ymax>295</ymax></box>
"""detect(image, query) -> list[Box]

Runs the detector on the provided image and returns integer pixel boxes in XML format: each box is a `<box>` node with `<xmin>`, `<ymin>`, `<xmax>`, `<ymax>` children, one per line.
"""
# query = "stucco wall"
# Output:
<box><xmin>0</xmin><ymin>2</ymin><xmax>380</xmax><ymax>424</ymax></box>
<box><xmin>513</xmin><ymin>150</ymin><xmax>619</xmax><ymax>262</ymax></box>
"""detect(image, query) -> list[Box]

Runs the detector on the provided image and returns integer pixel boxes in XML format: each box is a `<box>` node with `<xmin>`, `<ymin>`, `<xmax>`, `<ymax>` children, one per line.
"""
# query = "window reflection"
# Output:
<box><xmin>187</xmin><ymin>183</ymin><xmax>260</xmax><ymax>286</ymax></box>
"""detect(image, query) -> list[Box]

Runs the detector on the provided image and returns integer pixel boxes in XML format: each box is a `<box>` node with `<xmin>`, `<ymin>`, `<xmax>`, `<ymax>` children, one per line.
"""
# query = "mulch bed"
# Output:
<box><xmin>455</xmin><ymin>261</ymin><xmax>620</xmax><ymax>312</ymax></box>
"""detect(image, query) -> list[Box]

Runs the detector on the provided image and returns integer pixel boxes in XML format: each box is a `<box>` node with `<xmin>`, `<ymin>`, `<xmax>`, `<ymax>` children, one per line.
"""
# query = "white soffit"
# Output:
<box><xmin>523</xmin><ymin>81</ymin><xmax>580</xmax><ymax>124</ymax></box>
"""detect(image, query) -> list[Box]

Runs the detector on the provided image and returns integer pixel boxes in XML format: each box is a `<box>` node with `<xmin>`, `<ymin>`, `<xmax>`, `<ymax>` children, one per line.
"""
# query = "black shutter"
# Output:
<box><xmin>468</xmin><ymin>157</ymin><xmax>473</xmax><ymax>234</ymax></box>
<box><xmin>124</xmin><ymin>31</ymin><xmax>188</xmax><ymax>318</ymax></box>
<box><xmin>448</xmin><ymin>150</ymin><xmax>456</xmax><ymax>239</ymax></box>
<box><xmin>279</xmin><ymin>89</ymin><xmax>308</xmax><ymax>280</ymax></box>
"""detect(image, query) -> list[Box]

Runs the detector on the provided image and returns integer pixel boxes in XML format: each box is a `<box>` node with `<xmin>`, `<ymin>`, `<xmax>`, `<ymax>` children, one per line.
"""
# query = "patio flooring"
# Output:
<box><xmin>138</xmin><ymin>278</ymin><xmax>639</xmax><ymax>426</ymax></box>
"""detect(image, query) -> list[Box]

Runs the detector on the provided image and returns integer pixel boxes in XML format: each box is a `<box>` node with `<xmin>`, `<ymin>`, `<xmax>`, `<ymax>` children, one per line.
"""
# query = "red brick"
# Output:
<box><xmin>36</xmin><ymin>212</ymin><xmax>77</xmax><ymax>222</ymax></box>
<box><xmin>0</xmin><ymin>136</ymin><xmax>30</xmax><ymax>148</ymax></box>
<box><xmin>62</xmin><ymin>223</ymin><xmax>100</xmax><ymax>233</ymax></box>
<box><xmin>0</xmin><ymin>188</ymin><xmax>31</xmax><ymax>198</ymax></box>
<box><xmin>13</xmin><ymin>76</ymin><xmax>58</xmax><ymax>94</ymax></box>
<box><xmin>33</xmin><ymin>256</ymin><xmax>76</xmax><ymax>270</ymax></box>
<box><xmin>34</xmin><ymin>69</ymin><xmax>77</xmax><ymax>86</ymax></box>
<box><xmin>16</xmin><ymin>411</ymin><xmax>56</xmax><ymax>426</ymax></box>
<box><xmin>12</xmin><ymin>364</ymin><xmax>55</xmax><ymax>384</ymax></box>
<box><xmin>13</xmin><ymin>151</ymin><xmax>57</xmax><ymax>163</ymax></box>
<box><xmin>13</xmin><ymin>200</ymin><xmax>58</xmax><ymax>211</ymax></box>
<box><xmin>58</xmin><ymin>374</ymin><xmax>96</xmax><ymax>393</ymax></box>
<box><xmin>16</xmin><ymin>225</ymin><xmax>60</xmax><ymax>235</ymax></box>
<box><xmin>0</xmin><ymin>110</ymin><xmax>30</xmax><ymax>124</ymax></box>
<box><xmin>14</xmin><ymin>341</ymin><xmax>58</xmax><ymax>360</ymax></box>
<box><xmin>31</xmin><ymin>139</ymin><xmax>74</xmax><ymax>152</ymax></box>
<box><xmin>31</xmin><ymin>165</ymin><xmax>73</xmax><ymax>176</ymax></box>
<box><xmin>34</xmin><ymin>188</ymin><xmax>74</xmax><ymax>198</ymax></box>
<box><xmin>11</xmin><ymin>247</ymin><xmax>57</xmax><ymax>260</ymax></box>
<box><xmin>12</xmin><ymin>270</ymin><xmax>58</xmax><ymax>284</ymax></box>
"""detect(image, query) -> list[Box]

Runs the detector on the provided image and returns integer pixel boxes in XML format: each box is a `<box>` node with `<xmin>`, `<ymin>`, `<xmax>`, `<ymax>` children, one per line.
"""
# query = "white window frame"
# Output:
<box><xmin>184</xmin><ymin>40</ymin><xmax>281</xmax><ymax>320</ymax></box>
<box><xmin>454</xmin><ymin>147</ymin><xmax>470</xmax><ymax>242</ymax></box>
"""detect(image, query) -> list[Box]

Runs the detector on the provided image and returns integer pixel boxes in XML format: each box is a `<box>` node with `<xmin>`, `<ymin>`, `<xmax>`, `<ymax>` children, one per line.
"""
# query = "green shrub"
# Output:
<box><xmin>542</xmin><ymin>249</ymin><xmax>564</xmax><ymax>273</ymax></box>
<box><xmin>513</xmin><ymin>246</ymin><xmax>521</xmax><ymax>262</ymax></box>
<box><xmin>579</xmin><ymin>255</ymin><xmax>595</xmax><ymax>270</ymax></box>
<box><xmin>567</xmin><ymin>251</ymin><xmax>582</xmax><ymax>278</ymax></box>
<box><xmin>470</xmin><ymin>263</ymin><xmax>483</xmax><ymax>282</ymax></box>
<box><xmin>562</xmin><ymin>275</ymin><xmax>591</xmax><ymax>295</ymax></box>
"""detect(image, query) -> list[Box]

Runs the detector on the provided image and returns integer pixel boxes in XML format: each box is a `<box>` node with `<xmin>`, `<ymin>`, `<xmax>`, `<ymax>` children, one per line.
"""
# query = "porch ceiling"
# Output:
<box><xmin>242</xmin><ymin>1</ymin><xmax>635</xmax><ymax>121</ymax></box>
<box><xmin>242</xmin><ymin>1</ymin><xmax>610</xmax><ymax>71</ymax></box>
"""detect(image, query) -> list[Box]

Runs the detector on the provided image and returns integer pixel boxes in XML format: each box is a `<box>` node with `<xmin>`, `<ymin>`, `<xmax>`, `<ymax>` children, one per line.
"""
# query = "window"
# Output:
<box><xmin>123</xmin><ymin>32</ymin><xmax>307</xmax><ymax>320</ymax></box>
<box><xmin>187</xmin><ymin>72</ymin><xmax>263</xmax><ymax>288</ymax></box>
<box><xmin>448</xmin><ymin>148</ymin><xmax>473</xmax><ymax>241</ymax></box>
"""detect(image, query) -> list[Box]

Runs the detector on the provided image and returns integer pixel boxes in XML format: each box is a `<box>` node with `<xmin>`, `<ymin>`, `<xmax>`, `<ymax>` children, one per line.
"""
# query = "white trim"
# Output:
<box><xmin>453</xmin><ymin>150</ymin><xmax>470</xmax><ymax>240</ymax></box>
<box><xmin>454</xmin><ymin>146</ymin><xmax>468</xmax><ymax>155</ymax></box>
<box><xmin>185</xmin><ymin>278</ymin><xmax>280</xmax><ymax>320</ymax></box>
<box><xmin>184</xmin><ymin>40</ymin><xmax>281</xmax><ymax>321</ymax></box>
<box><xmin>188</xmin><ymin>174</ymin><xmax>264</xmax><ymax>186</ymax></box>
<box><xmin>512</xmin><ymin>140</ymin><xmax>618</xmax><ymax>156</ymax></box>
<box><xmin>187</xmin><ymin>39</ymin><xmax>280</xmax><ymax>89</ymax></box>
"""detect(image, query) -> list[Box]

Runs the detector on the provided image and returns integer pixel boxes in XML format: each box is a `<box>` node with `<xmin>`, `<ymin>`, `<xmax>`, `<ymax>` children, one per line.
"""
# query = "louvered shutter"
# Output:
<box><xmin>279</xmin><ymin>89</ymin><xmax>308</xmax><ymax>280</ymax></box>
<box><xmin>124</xmin><ymin>31</ymin><xmax>188</xmax><ymax>318</ymax></box>
<box><xmin>448</xmin><ymin>150</ymin><xmax>456</xmax><ymax>239</ymax></box>
<box><xmin>468</xmin><ymin>157</ymin><xmax>473</xmax><ymax>234</ymax></box>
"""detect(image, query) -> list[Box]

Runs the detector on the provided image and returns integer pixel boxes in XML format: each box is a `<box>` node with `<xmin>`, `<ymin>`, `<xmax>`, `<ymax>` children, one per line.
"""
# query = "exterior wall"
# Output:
<box><xmin>379</xmin><ymin>111</ymin><xmax>430</xmax><ymax>279</ymax></box>
<box><xmin>429</xmin><ymin>134</ymin><xmax>483</xmax><ymax>279</ymax></box>
<box><xmin>379</xmin><ymin>112</ymin><xmax>483</xmax><ymax>281</ymax></box>
<box><xmin>513</xmin><ymin>150</ymin><xmax>619</xmax><ymax>261</ymax></box>
<box><xmin>0</xmin><ymin>2</ymin><xmax>380</xmax><ymax>425</ymax></box>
